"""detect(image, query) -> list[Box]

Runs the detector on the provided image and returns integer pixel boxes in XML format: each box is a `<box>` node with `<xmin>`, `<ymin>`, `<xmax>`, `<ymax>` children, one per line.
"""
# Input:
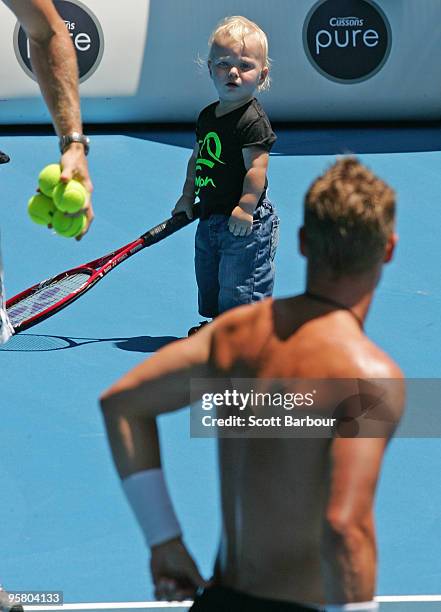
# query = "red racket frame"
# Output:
<box><xmin>7</xmin><ymin>206</ymin><xmax>199</xmax><ymax>333</ymax></box>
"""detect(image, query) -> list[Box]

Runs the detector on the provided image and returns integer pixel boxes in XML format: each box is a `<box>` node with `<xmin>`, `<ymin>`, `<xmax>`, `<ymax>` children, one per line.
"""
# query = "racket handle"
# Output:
<box><xmin>141</xmin><ymin>203</ymin><xmax>201</xmax><ymax>246</ymax></box>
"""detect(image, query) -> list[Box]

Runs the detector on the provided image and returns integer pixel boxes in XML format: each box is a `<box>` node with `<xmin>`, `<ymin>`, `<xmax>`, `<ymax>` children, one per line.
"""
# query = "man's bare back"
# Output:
<box><xmin>210</xmin><ymin>297</ymin><xmax>402</xmax><ymax>605</ymax></box>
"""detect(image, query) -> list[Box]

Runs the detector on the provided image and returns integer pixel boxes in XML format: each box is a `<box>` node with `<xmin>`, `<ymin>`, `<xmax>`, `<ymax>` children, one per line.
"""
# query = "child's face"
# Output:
<box><xmin>208</xmin><ymin>34</ymin><xmax>267</xmax><ymax>105</ymax></box>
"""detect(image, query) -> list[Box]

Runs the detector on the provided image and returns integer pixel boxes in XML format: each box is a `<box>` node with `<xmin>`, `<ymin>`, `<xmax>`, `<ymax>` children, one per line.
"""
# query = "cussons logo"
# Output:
<box><xmin>303</xmin><ymin>0</ymin><xmax>391</xmax><ymax>83</ymax></box>
<box><xmin>14</xmin><ymin>0</ymin><xmax>104</xmax><ymax>83</ymax></box>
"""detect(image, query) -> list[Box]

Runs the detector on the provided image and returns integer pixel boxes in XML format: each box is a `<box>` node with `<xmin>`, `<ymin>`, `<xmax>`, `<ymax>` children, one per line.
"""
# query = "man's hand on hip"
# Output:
<box><xmin>150</xmin><ymin>537</ymin><xmax>210</xmax><ymax>601</ymax></box>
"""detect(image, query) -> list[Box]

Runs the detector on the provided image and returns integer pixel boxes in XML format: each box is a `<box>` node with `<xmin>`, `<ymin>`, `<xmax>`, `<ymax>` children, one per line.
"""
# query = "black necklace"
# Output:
<box><xmin>304</xmin><ymin>290</ymin><xmax>364</xmax><ymax>329</ymax></box>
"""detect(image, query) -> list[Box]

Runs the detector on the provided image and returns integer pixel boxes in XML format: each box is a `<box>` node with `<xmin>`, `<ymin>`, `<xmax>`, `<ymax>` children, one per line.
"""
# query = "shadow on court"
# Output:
<box><xmin>0</xmin><ymin>333</ymin><xmax>179</xmax><ymax>353</ymax></box>
<box><xmin>3</xmin><ymin>122</ymin><xmax>441</xmax><ymax>157</ymax></box>
<box><xmin>114</xmin><ymin>122</ymin><xmax>441</xmax><ymax>156</ymax></box>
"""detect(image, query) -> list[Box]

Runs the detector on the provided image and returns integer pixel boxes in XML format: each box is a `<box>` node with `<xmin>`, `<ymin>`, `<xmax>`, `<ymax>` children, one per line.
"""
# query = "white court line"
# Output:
<box><xmin>23</xmin><ymin>603</ymin><xmax>192</xmax><ymax>611</ymax></box>
<box><xmin>377</xmin><ymin>595</ymin><xmax>441</xmax><ymax>602</ymax></box>
<box><xmin>22</xmin><ymin>595</ymin><xmax>441</xmax><ymax>610</ymax></box>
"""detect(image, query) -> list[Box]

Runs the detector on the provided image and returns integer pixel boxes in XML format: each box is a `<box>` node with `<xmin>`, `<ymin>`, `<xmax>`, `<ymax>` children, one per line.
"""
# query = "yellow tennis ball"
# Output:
<box><xmin>38</xmin><ymin>164</ymin><xmax>61</xmax><ymax>197</ymax></box>
<box><xmin>53</xmin><ymin>180</ymin><xmax>87</xmax><ymax>213</ymax></box>
<box><xmin>52</xmin><ymin>210</ymin><xmax>87</xmax><ymax>238</ymax></box>
<box><xmin>27</xmin><ymin>193</ymin><xmax>56</xmax><ymax>226</ymax></box>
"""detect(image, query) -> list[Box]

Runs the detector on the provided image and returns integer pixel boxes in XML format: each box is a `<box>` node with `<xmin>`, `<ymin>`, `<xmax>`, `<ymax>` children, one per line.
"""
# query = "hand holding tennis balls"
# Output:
<box><xmin>59</xmin><ymin>141</ymin><xmax>94</xmax><ymax>239</ymax></box>
<box><xmin>29</xmin><ymin>163</ymin><xmax>90</xmax><ymax>238</ymax></box>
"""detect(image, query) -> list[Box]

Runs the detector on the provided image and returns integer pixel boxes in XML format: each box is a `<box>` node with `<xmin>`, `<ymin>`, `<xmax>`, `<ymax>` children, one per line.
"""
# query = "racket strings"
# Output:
<box><xmin>7</xmin><ymin>272</ymin><xmax>91</xmax><ymax>327</ymax></box>
<box><xmin>0</xmin><ymin>334</ymin><xmax>72</xmax><ymax>352</ymax></box>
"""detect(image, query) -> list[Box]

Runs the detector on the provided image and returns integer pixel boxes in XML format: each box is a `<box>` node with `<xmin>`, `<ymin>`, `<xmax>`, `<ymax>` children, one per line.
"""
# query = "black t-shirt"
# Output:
<box><xmin>195</xmin><ymin>98</ymin><xmax>276</xmax><ymax>218</ymax></box>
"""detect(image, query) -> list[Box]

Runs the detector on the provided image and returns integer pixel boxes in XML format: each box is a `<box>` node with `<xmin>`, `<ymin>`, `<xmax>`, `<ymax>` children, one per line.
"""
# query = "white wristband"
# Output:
<box><xmin>326</xmin><ymin>603</ymin><xmax>379</xmax><ymax>611</ymax></box>
<box><xmin>122</xmin><ymin>468</ymin><xmax>182</xmax><ymax>548</ymax></box>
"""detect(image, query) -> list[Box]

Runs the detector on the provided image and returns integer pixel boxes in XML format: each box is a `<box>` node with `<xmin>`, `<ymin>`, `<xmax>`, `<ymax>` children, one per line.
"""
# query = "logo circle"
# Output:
<box><xmin>14</xmin><ymin>0</ymin><xmax>104</xmax><ymax>83</ymax></box>
<box><xmin>303</xmin><ymin>0</ymin><xmax>392</xmax><ymax>83</ymax></box>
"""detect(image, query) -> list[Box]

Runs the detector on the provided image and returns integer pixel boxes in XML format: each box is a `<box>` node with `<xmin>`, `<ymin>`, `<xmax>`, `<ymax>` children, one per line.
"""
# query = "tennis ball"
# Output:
<box><xmin>28</xmin><ymin>193</ymin><xmax>56</xmax><ymax>226</ymax></box>
<box><xmin>53</xmin><ymin>179</ymin><xmax>87</xmax><ymax>213</ymax></box>
<box><xmin>52</xmin><ymin>210</ymin><xmax>87</xmax><ymax>238</ymax></box>
<box><xmin>38</xmin><ymin>164</ymin><xmax>61</xmax><ymax>197</ymax></box>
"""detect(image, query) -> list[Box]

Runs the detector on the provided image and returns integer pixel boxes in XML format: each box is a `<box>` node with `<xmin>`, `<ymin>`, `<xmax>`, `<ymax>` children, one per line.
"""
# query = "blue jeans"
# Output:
<box><xmin>195</xmin><ymin>199</ymin><xmax>279</xmax><ymax>318</ymax></box>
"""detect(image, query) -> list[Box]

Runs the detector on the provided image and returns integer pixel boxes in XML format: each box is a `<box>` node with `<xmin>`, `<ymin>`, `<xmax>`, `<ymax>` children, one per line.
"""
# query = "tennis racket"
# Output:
<box><xmin>7</xmin><ymin>205</ymin><xmax>200</xmax><ymax>333</ymax></box>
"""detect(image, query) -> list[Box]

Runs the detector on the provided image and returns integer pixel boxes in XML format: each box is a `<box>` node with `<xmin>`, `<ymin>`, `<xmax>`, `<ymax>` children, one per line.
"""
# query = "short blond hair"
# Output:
<box><xmin>304</xmin><ymin>158</ymin><xmax>396</xmax><ymax>274</ymax></box>
<box><xmin>208</xmin><ymin>16</ymin><xmax>271</xmax><ymax>91</ymax></box>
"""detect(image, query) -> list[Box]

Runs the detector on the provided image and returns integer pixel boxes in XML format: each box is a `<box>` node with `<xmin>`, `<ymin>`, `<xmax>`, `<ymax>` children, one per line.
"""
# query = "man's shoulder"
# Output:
<box><xmin>213</xmin><ymin>299</ymin><xmax>274</xmax><ymax>339</ymax></box>
<box><xmin>327</xmin><ymin>334</ymin><xmax>405</xmax><ymax>424</ymax></box>
<box><xmin>341</xmin><ymin>337</ymin><xmax>405</xmax><ymax>432</ymax></box>
<box><xmin>312</xmin><ymin>330</ymin><xmax>403</xmax><ymax>380</ymax></box>
<box><xmin>285</xmin><ymin>321</ymin><xmax>405</xmax><ymax>430</ymax></box>
<box><xmin>349</xmin><ymin>335</ymin><xmax>403</xmax><ymax>379</ymax></box>
<box><xmin>210</xmin><ymin>300</ymin><xmax>274</xmax><ymax>369</ymax></box>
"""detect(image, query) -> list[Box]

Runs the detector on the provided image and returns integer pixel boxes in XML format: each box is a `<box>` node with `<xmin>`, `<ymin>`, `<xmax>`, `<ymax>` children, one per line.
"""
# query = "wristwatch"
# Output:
<box><xmin>59</xmin><ymin>132</ymin><xmax>90</xmax><ymax>155</ymax></box>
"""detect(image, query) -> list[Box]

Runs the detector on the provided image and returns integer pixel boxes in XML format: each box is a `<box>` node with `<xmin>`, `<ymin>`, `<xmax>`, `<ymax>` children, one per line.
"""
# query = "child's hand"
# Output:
<box><xmin>228</xmin><ymin>205</ymin><xmax>253</xmax><ymax>236</ymax></box>
<box><xmin>172</xmin><ymin>196</ymin><xmax>194</xmax><ymax>220</ymax></box>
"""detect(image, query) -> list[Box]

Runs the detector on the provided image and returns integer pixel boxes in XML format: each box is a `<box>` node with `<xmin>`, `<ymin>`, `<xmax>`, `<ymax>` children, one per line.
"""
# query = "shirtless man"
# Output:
<box><xmin>100</xmin><ymin>158</ymin><xmax>404</xmax><ymax>612</ymax></box>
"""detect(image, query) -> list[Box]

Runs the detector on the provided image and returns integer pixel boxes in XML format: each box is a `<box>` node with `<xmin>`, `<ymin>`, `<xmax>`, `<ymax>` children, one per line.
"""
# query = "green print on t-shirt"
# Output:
<box><xmin>195</xmin><ymin>131</ymin><xmax>225</xmax><ymax>196</ymax></box>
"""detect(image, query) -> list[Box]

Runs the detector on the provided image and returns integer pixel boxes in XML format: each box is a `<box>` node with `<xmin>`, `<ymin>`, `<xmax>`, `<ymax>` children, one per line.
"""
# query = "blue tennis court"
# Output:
<box><xmin>1</xmin><ymin>124</ymin><xmax>440</xmax><ymax>611</ymax></box>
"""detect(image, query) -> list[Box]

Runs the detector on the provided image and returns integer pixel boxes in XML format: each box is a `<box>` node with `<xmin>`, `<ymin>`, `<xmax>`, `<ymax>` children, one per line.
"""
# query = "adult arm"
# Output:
<box><xmin>321</xmin><ymin>376</ymin><xmax>405</xmax><ymax>606</ymax></box>
<box><xmin>100</xmin><ymin>324</ymin><xmax>215</xmax><ymax>599</ymax></box>
<box><xmin>321</xmin><ymin>437</ymin><xmax>385</xmax><ymax>603</ymax></box>
<box><xmin>4</xmin><ymin>0</ymin><xmax>94</xmax><ymax>237</ymax></box>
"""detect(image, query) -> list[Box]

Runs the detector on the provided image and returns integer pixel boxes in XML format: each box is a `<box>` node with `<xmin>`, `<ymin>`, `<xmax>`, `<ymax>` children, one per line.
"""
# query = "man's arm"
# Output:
<box><xmin>100</xmin><ymin>325</ymin><xmax>215</xmax><ymax>600</ymax></box>
<box><xmin>5</xmin><ymin>0</ymin><xmax>81</xmax><ymax>139</ymax></box>
<box><xmin>4</xmin><ymin>0</ymin><xmax>94</xmax><ymax>237</ymax></box>
<box><xmin>100</xmin><ymin>324</ymin><xmax>214</xmax><ymax>476</ymax></box>
<box><xmin>321</xmin><ymin>376</ymin><xmax>405</xmax><ymax>608</ymax></box>
<box><xmin>228</xmin><ymin>146</ymin><xmax>269</xmax><ymax>236</ymax></box>
<box><xmin>321</xmin><ymin>437</ymin><xmax>385</xmax><ymax>604</ymax></box>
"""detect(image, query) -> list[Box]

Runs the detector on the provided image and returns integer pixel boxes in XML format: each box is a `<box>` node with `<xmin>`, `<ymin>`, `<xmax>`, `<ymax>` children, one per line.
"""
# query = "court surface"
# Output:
<box><xmin>1</xmin><ymin>123</ymin><xmax>440</xmax><ymax>611</ymax></box>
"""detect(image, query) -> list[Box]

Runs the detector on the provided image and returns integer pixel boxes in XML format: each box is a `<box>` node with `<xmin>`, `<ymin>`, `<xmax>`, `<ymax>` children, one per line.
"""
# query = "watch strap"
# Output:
<box><xmin>59</xmin><ymin>132</ymin><xmax>90</xmax><ymax>155</ymax></box>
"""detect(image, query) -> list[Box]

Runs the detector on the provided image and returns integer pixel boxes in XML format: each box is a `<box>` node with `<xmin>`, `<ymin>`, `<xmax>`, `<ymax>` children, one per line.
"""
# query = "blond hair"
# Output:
<box><xmin>304</xmin><ymin>158</ymin><xmax>396</xmax><ymax>274</ymax></box>
<box><xmin>208</xmin><ymin>16</ymin><xmax>271</xmax><ymax>91</ymax></box>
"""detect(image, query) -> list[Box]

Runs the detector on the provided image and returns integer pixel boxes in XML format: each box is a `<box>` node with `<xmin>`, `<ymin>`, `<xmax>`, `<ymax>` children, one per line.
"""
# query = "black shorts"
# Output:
<box><xmin>190</xmin><ymin>586</ymin><xmax>319</xmax><ymax>612</ymax></box>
